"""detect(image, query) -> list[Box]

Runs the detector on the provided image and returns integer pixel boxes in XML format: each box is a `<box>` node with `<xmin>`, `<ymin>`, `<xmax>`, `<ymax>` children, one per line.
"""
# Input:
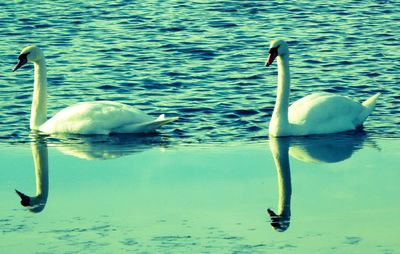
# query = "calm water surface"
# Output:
<box><xmin>0</xmin><ymin>0</ymin><xmax>399</xmax><ymax>144</ymax></box>
<box><xmin>0</xmin><ymin>135</ymin><xmax>399</xmax><ymax>253</ymax></box>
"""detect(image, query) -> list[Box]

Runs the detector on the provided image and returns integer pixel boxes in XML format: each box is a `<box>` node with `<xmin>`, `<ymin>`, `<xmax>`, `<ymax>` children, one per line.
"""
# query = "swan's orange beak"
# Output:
<box><xmin>265</xmin><ymin>51</ymin><xmax>278</xmax><ymax>67</ymax></box>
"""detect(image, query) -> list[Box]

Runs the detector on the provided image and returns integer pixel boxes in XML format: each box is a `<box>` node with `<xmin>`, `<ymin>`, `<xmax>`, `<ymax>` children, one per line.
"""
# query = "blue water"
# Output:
<box><xmin>0</xmin><ymin>0</ymin><xmax>399</xmax><ymax>144</ymax></box>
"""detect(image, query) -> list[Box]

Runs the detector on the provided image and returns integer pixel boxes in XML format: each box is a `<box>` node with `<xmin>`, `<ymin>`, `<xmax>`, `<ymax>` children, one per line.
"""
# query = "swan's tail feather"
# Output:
<box><xmin>156</xmin><ymin>114</ymin><xmax>166</xmax><ymax>121</ymax></box>
<box><xmin>357</xmin><ymin>92</ymin><xmax>380</xmax><ymax>126</ymax></box>
<box><xmin>114</xmin><ymin>115</ymin><xmax>179</xmax><ymax>133</ymax></box>
<box><xmin>362</xmin><ymin>92</ymin><xmax>381</xmax><ymax>108</ymax></box>
<box><xmin>151</xmin><ymin>115</ymin><xmax>179</xmax><ymax>128</ymax></box>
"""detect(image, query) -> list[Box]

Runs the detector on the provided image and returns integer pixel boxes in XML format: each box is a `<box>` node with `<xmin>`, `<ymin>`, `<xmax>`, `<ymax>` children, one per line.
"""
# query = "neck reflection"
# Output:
<box><xmin>15</xmin><ymin>136</ymin><xmax>49</xmax><ymax>213</ymax></box>
<box><xmin>268</xmin><ymin>137</ymin><xmax>291</xmax><ymax>232</ymax></box>
<box><xmin>267</xmin><ymin>132</ymin><xmax>370</xmax><ymax>232</ymax></box>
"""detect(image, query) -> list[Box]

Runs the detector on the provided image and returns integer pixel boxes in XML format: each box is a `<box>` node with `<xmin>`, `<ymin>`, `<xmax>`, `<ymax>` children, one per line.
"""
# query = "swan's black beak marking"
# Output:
<box><xmin>12</xmin><ymin>52</ymin><xmax>29</xmax><ymax>72</ymax></box>
<box><xmin>15</xmin><ymin>189</ymin><xmax>31</xmax><ymax>206</ymax></box>
<box><xmin>267</xmin><ymin>208</ymin><xmax>290</xmax><ymax>232</ymax></box>
<box><xmin>265</xmin><ymin>45</ymin><xmax>280</xmax><ymax>68</ymax></box>
<box><xmin>267</xmin><ymin>208</ymin><xmax>278</xmax><ymax>217</ymax></box>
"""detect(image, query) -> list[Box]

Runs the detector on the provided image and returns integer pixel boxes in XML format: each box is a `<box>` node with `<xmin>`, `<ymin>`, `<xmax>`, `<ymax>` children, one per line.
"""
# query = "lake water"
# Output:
<box><xmin>1</xmin><ymin>135</ymin><xmax>400</xmax><ymax>253</ymax></box>
<box><xmin>0</xmin><ymin>0</ymin><xmax>399</xmax><ymax>143</ymax></box>
<box><xmin>0</xmin><ymin>1</ymin><xmax>399</xmax><ymax>253</ymax></box>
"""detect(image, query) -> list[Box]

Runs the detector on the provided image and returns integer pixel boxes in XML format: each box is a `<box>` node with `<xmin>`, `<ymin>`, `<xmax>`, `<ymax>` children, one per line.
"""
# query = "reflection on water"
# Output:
<box><xmin>1</xmin><ymin>137</ymin><xmax>398</xmax><ymax>253</ymax></box>
<box><xmin>267</xmin><ymin>131</ymin><xmax>370</xmax><ymax>232</ymax></box>
<box><xmin>268</xmin><ymin>137</ymin><xmax>291</xmax><ymax>232</ymax></box>
<box><xmin>50</xmin><ymin>133</ymin><xmax>170</xmax><ymax>160</ymax></box>
<box><xmin>288</xmin><ymin>132</ymin><xmax>371</xmax><ymax>163</ymax></box>
<box><xmin>15</xmin><ymin>136</ymin><xmax>48</xmax><ymax>213</ymax></box>
<box><xmin>15</xmin><ymin>133</ymin><xmax>164</xmax><ymax>213</ymax></box>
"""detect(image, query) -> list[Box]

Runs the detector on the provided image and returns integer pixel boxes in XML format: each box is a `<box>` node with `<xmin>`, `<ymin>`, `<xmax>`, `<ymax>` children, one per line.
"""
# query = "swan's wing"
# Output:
<box><xmin>39</xmin><ymin>101</ymin><xmax>154</xmax><ymax>134</ymax></box>
<box><xmin>113</xmin><ymin>115</ymin><xmax>179</xmax><ymax>133</ymax></box>
<box><xmin>288</xmin><ymin>93</ymin><xmax>363</xmax><ymax>133</ymax></box>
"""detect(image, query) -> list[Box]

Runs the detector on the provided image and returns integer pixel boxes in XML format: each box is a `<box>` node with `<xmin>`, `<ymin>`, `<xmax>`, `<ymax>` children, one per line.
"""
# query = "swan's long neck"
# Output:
<box><xmin>16</xmin><ymin>141</ymin><xmax>49</xmax><ymax>213</ymax></box>
<box><xmin>270</xmin><ymin>138</ymin><xmax>292</xmax><ymax>217</ymax></box>
<box><xmin>271</xmin><ymin>55</ymin><xmax>290</xmax><ymax>133</ymax></box>
<box><xmin>31</xmin><ymin>59</ymin><xmax>47</xmax><ymax>130</ymax></box>
<box><xmin>32</xmin><ymin>141</ymin><xmax>49</xmax><ymax>202</ymax></box>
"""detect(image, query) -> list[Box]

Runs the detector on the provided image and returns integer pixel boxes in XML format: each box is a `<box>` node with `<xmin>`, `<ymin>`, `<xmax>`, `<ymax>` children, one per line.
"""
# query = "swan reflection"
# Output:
<box><xmin>51</xmin><ymin>133</ymin><xmax>169</xmax><ymax>160</ymax></box>
<box><xmin>15</xmin><ymin>133</ymin><xmax>165</xmax><ymax>213</ymax></box>
<box><xmin>15</xmin><ymin>136</ymin><xmax>48</xmax><ymax>213</ymax></box>
<box><xmin>267</xmin><ymin>132</ymin><xmax>369</xmax><ymax>232</ymax></box>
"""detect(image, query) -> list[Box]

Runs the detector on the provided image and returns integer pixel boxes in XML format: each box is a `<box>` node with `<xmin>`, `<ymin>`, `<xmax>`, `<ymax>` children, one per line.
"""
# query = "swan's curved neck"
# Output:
<box><xmin>270</xmin><ymin>138</ymin><xmax>292</xmax><ymax>217</ymax></box>
<box><xmin>16</xmin><ymin>141</ymin><xmax>49</xmax><ymax>213</ymax></box>
<box><xmin>31</xmin><ymin>59</ymin><xmax>47</xmax><ymax>130</ymax></box>
<box><xmin>271</xmin><ymin>55</ymin><xmax>290</xmax><ymax>132</ymax></box>
<box><xmin>32</xmin><ymin>141</ymin><xmax>49</xmax><ymax>200</ymax></box>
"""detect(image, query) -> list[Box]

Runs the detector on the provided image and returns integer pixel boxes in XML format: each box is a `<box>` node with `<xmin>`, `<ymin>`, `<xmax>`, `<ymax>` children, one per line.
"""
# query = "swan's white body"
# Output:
<box><xmin>266</xmin><ymin>39</ymin><xmax>380</xmax><ymax>137</ymax></box>
<box><xmin>13</xmin><ymin>46</ymin><xmax>178</xmax><ymax>135</ymax></box>
<box><xmin>40</xmin><ymin>101</ymin><xmax>175</xmax><ymax>135</ymax></box>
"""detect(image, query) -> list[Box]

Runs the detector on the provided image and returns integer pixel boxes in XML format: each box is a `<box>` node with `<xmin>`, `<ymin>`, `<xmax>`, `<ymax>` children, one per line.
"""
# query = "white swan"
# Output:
<box><xmin>265</xmin><ymin>39</ymin><xmax>380</xmax><ymax>137</ymax></box>
<box><xmin>13</xmin><ymin>45</ymin><xmax>178</xmax><ymax>135</ymax></box>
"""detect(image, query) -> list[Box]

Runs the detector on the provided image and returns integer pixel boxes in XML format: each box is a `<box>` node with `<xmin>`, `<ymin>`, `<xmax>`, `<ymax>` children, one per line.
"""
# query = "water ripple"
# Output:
<box><xmin>0</xmin><ymin>0</ymin><xmax>399</xmax><ymax>145</ymax></box>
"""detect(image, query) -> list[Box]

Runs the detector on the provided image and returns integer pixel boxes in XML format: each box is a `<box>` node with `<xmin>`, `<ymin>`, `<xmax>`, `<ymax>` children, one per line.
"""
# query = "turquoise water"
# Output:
<box><xmin>0</xmin><ymin>0</ymin><xmax>399</xmax><ymax>143</ymax></box>
<box><xmin>0</xmin><ymin>1</ymin><xmax>400</xmax><ymax>253</ymax></box>
<box><xmin>0</xmin><ymin>136</ymin><xmax>399</xmax><ymax>253</ymax></box>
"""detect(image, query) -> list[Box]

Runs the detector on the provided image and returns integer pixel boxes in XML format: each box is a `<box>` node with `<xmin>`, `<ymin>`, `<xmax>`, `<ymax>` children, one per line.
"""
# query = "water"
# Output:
<box><xmin>0</xmin><ymin>136</ymin><xmax>399</xmax><ymax>253</ymax></box>
<box><xmin>0</xmin><ymin>0</ymin><xmax>399</xmax><ymax>144</ymax></box>
<box><xmin>0</xmin><ymin>1</ymin><xmax>399</xmax><ymax>253</ymax></box>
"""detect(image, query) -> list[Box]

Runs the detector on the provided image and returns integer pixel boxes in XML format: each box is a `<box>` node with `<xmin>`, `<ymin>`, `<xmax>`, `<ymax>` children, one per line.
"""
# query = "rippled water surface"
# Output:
<box><xmin>0</xmin><ymin>1</ymin><xmax>399</xmax><ymax>144</ymax></box>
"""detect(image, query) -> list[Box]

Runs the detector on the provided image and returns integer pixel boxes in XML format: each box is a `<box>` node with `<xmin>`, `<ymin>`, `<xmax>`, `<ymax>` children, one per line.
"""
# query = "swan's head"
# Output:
<box><xmin>15</xmin><ymin>189</ymin><xmax>47</xmax><ymax>213</ymax></box>
<box><xmin>265</xmin><ymin>39</ymin><xmax>289</xmax><ymax>67</ymax></box>
<box><xmin>12</xmin><ymin>45</ymin><xmax>44</xmax><ymax>72</ymax></box>
<box><xmin>267</xmin><ymin>208</ymin><xmax>290</xmax><ymax>232</ymax></box>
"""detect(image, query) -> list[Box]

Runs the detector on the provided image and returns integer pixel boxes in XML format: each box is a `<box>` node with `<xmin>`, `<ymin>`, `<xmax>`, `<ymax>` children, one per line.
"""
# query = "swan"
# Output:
<box><xmin>12</xmin><ymin>45</ymin><xmax>178</xmax><ymax>135</ymax></box>
<box><xmin>54</xmin><ymin>134</ymin><xmax>164</xmax><ymax>160</ymax></box>
<box><xmin>267</xmin><ymin>134</ymin><xmax>367</xmax><ymax>231</ymax></box>
<box><xmin>267</xmin><ymin>137</ymin><xmax>292</xmax><ymax>232</ymax></box>
<box><xmin>265</xmin><ymin>39</ymin><xmax>380</xmax><ymax>137</ymax></box>
<box><xmin>15</xmin><ymin>137</ymin><xmax>49</xmax><ymax>213</ymax></box>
